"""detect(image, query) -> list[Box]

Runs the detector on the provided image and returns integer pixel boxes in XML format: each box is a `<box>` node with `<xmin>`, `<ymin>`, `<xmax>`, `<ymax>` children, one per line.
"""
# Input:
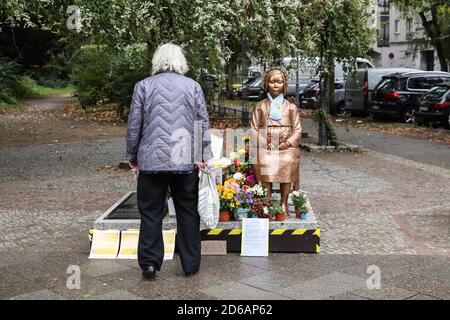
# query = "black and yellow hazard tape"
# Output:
<box><xmin>200</xmin><ymin>228</ymin><xmax>320</xmax><ymax>253</ymax></box>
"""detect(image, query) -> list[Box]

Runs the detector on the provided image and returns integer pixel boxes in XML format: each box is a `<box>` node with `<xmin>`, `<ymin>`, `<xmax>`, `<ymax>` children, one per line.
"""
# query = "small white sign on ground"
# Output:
<box><xmin>241</xmin><ymin>218</ymin><xmax>269</xmax><ymax>257</ymax></box>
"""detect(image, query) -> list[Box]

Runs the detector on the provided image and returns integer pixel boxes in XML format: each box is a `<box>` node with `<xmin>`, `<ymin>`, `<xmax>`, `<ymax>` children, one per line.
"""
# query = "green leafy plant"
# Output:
<box><xmin>268</xmin><ymin>200</ymin><xmax>283</xmax><ymax>218</ymax></box>
<box><xmin>292</xmin><ymin>190</ymin><xmax>308</xmax><ymax>211</ymax></box>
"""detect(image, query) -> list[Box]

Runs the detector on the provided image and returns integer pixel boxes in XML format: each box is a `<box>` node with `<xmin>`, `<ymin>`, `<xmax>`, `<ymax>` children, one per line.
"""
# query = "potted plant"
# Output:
<box><xmin>248</xmin><ymin>184</ymin><xmax>270</xmax><ymax>219</ymax></box>
<box><xmin>217</xmin><ymin>184</ymin><xmax>236</xmax><ymax>222</ymax></box>
<box><xmin>268</xmin><ymin>200</ymin><xmax>284</xmax><ymax>221</ymax></box>
<box><xmin>234</xmin><ymin>187</ymin><xmax>254</xmax><ymax>220</ymax></box>
<box><xmin>292</xmin><ymin>190</ymin><xmax>308</xmax><ymax>219</ymax></box>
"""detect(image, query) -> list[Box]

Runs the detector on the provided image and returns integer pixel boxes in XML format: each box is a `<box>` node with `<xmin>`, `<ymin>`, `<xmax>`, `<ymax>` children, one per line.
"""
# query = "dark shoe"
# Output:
<box><xmin>142</xmin><ymin>265</ymin><xmax>156</xmax><ymax>280</ymax></box>
<box><xmin>184</xmin><ymin>270</ymin><xmax>198</xmax><ymax>278</ymax></box>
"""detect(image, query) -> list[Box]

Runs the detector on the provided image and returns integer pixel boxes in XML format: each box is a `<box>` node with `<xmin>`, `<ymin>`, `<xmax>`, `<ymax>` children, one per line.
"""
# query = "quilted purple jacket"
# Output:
<box><xmin>126</xmin><ymin>71</ymin><xmax>212</xmax><ymax>171</ymax></box>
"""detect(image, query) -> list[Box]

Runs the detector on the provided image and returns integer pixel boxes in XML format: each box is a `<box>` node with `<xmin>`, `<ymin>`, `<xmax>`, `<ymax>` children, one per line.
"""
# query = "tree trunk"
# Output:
<box><xmin>326</xmin><ymin>54</ymin><xmax>336</xmax><ymax>115</ymax></box>
<box><xmin>419</xmin><ymin>8</ymin><xmax>449</xmax><ymax>72</ymax></box>
<box><xmin>226</xmin><ymin>50</ymin><xmax>238</xmax><ymax>99</ymax></box>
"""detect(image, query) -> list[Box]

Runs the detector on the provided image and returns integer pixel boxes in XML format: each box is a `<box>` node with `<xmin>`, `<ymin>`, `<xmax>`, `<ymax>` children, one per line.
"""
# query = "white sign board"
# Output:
<box><xmin>241</xmin><ymin>218</ymin><xmax>269</xmax><ymax>257</ymax></box>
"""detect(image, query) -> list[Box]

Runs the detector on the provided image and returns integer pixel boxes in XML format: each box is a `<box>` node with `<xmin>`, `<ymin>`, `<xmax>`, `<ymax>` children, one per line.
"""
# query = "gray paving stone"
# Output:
<box><xmin>385</xmin><ymin>273</ymin><xmax>450</xmax><ymax>300</ymax></box>
<box><xmin>0</xmin><ymin>250</ymin><xmax>49</xmax><ymax>268</ymax></box>
<box><xmin>0</xmin><ymin>270</ymin><xmax>43</xmax><ymax>299</ymax></box>
<box><xmin>240</xmin><ymin>271</ymin><xmax>302</xmax><ymax>292</ymax></box>
<box><xmin>50</xmin><ymin>275</ymin><xmax>119</xmax><ymax>300</ymax></box>
<box><xmin>411</xmin><ymin>263</ymin><xmax>450</xmax><ymax>286</ymax></box>
<box><xmin>81</xmin><ymin>260</ymin><xmax>133</xmax><ymax>277</ymax></box>
<box><xmin>238</xmin><ymin>253</ymin><xmax>304</xmax><ymax>272</ymax></box>
<box><xmin>351</xmin><ymin>285</ymin><xmax>417</xmax><ymax>300</ymax></box>
<box><xmin>2</xmin><ymin>251</ymin><xmax>88</xmax><ymax>289</ymax></box>
<box><xmin>95</xmin><ymin>269</ymin><xmax>213</xmax><ymax>300</ymax></box>
<box><xmin>10</xmin><ymin>289</ymin><xmax>66</xmax><ymax>300</ymax></box>
<box><xmin>200</xmin><ymin>280</ymin><xmax>290</xmax><ymax>300</ymax></box>
<box><xmin>277</xmin><ymin>272</ymin><xmax>367</xmax><ymax>300</ymax></box>
<box><xmin>405</xmin><ymin>294</ymin><xmax>441</xmax><ymax>300</ymax></box>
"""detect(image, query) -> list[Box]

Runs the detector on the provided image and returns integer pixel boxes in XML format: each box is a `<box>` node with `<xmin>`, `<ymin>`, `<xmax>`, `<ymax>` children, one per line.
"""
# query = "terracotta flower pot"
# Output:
<box><xmin>295</xmin><ymin>208</ymin><xmax>301</xmax><ymax>219</ymax></box>
<box><xmin>219</xmin><ymin>210</ymin><xmax>231</xmax><ymax>222</ymax></box>
<box><xmin>275</xmin><ymin>212</ymin><xmax>285</xmax><ymax>222</ymax></box>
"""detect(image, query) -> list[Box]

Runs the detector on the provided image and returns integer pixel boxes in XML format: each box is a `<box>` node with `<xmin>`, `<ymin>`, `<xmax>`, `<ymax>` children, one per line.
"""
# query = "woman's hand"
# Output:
<box><xmin>129</xmin><ymin>160</ymin><xmax>138</xmax><ymax>173</ymax></box>
<box><xmin>267</xmin><ymin>143</ymin><xmax>275</xmax><ymax>150</ymax></box>
<box><xmin>195</xmin><ymin>161</ymin><xmax>208</xmax><ymax>170</ymax></box>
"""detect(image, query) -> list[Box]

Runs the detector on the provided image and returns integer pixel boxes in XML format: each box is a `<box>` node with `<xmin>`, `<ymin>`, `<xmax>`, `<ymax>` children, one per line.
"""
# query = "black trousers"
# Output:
<box><xmin>137</xmin><ymin>170</ymin><xmax>201</xmax><ymax>273</ymax></box>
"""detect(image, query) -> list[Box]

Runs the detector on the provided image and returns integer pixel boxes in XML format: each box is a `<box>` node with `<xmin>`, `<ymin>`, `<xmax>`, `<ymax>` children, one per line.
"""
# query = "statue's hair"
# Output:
<box><xmin>263</xmin><ymin>67</ymin><xmax>288</xmax><ymax>93</ymax></box>
<box><xmin>152</xmin><ymin>43</ymin><xmax>189</xmax><ymax>75</ymax></box>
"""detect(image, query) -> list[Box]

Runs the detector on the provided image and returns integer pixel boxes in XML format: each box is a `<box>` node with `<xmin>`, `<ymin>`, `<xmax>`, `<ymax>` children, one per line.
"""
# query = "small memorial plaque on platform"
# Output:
<box><xmin>201</xmin><ymin>240</ymin><xmax>227</xmax><ymax>255</ymax></box>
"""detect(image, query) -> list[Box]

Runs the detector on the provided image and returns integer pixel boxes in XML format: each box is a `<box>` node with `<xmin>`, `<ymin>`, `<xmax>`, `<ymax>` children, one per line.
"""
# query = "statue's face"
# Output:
<box><xmin>267</xmin><ymin>71</ymin><xmax>285</xmax><ymax>97</ymax></box>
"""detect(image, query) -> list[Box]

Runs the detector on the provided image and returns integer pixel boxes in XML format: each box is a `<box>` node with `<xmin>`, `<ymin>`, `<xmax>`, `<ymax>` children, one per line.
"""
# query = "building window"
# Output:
<box><xmin>406</xmin><ymin>18</ymin><xmax>413</xmax><ymax>39</ymax></box>
<box><xmin>377</xmin><ymin>0</ymin><xmax>390</xmax><ymax>47</ymax></box>
<box><xmin>378</xmin><ymin>0</ymin><xmax>389</xmax><ymax>15</ymax></box>
<box><xmin>394</xmin><ymin>20</ymin><xmax>400</xmax><ymax>34</ymax></box>
<box><xmin>378</xmin><ymin>16</ymin><xmax>390</xmax><ymax>47</ymax></box>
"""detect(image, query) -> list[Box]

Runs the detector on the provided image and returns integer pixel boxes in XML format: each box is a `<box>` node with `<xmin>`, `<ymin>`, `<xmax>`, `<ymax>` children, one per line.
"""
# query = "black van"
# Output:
<box><xmin>370</xmin><ymin>71</ymin><xmax>450</xmax><ymax>123</ymax></box>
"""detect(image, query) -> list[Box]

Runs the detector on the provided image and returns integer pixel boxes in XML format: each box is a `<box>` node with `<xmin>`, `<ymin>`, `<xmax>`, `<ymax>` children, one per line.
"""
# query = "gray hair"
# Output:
<box><xmin>151</xmin><ymin>43</ymin><xmax>189</xmax><ymax>75</ymax></box>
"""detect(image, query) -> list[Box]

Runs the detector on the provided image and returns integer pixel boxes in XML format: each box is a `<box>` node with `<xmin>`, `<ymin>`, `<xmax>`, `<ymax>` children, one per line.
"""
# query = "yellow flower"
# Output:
<box><xmin>224</xmin><ymin>178</ymin><xmax>238</xmax><ymax>186</ymax></box>
<box><xmin>230</xmin><ymin>203</ymin><xmax>235</xmax><ymax>208</ymax></box>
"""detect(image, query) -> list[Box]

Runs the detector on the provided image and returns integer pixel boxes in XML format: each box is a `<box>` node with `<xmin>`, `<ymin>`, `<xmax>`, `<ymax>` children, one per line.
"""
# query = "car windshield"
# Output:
<box><xmin>376</xmin><ymin>77</ymin><xmax>396</xmax><ymax>91</ymax></box>
<box><xmin>250</xmin><ymin>78</ymin><xmax>262</xmax><ymax>87</ymax></box>
<box><xmin>422</xmin><ymin>86</ymin><xmax>450</xmax><ymax>99</ymax></box>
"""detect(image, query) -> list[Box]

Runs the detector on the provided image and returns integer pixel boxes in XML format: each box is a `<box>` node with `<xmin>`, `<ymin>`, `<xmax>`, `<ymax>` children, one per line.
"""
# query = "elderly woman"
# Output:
<box><xmin>250</xmin><ymin>68</ymin><xmax>302</xmax><ymax>218</ymax></box>
<box><xmin>126</xmin><ymin>43</ymin><xmax>211</xmax><ymax>280</ymax></box>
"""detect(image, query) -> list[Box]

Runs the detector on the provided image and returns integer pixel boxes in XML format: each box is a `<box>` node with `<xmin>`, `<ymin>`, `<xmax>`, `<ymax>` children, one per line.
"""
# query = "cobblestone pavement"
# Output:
<box><xmin>1</xmin><ymin>135</ymin><xmax>449</xmax><ymax>299</ymax></box>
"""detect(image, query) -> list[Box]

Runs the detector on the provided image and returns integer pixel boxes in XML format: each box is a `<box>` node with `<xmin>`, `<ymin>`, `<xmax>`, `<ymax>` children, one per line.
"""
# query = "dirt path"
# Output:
<box><xmin>0</xmin><ymin>95</ymin><xmax>126</xmax><ymax>149</ymax></box>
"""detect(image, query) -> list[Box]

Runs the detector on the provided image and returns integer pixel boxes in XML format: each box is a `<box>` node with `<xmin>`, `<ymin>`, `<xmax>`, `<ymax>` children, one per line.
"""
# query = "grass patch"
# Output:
<box><xmin>32</xmin><ymin>85</ymin><xmax>75</xmax><ymax>96</ymax></box>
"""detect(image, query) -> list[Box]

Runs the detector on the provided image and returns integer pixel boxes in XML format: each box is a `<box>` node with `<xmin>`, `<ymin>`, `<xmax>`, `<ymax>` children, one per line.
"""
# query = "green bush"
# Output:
<box><xmin>0</xmin><ymin>59</ymin><xmax>36</xmax><ymax>104</ymax></box>
<box><xmin>30</xmin><ymin>51</ymin><xmax>72</xmax><ymax>88</ymax></box>
<box><xmin>70</xmin><ymin>45</ymin><xmax>115</xmax><ymax>109</ymax></box>
<box><xmin>0</xmin><ymin>58</ymin><xmax>19</xmax><ymax>104</ymax></box>
<box><xmin>108</xmin><ymin>44</ymin><xmax>150</xmax><ymax>120</ymax></box>
<box><xmin>13</xmin><ymin>76</ymin><xmax>37</xmax><ymax>98</ymax></box>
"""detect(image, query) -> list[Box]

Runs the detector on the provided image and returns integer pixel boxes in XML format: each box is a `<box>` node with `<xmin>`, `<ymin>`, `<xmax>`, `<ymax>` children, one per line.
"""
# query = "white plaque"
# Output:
<box><xmin>241</xmin><ymin>218</ymin><xmax>269</xmax><ymax>257</ymax></box>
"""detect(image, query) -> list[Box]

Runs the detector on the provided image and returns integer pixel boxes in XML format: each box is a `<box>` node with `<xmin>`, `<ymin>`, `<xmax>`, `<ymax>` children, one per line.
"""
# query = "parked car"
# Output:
<box><xmin>286</xmin><ymin>76</ymin><xmax>317</xmax><ymax>99</ymax></box>
<box><xmin>415</xmin><ymin>84</ymin><xmax>450</xmax><ymax>129</ymax></box>
<box><xmin>370</xmin><ymin>71</ymin><xmax>450</xmax><ymax>123</ymax></box>
<box><xmin>232</xmin><ymin>70</ymin><xmax>262</xmax><ymax>91</ymax></box>
<box><xmin>345</xmin><ymin>68</ymin><xmax>419</xmax><ymax>116</ymax></box>
<box><xmin>301</xmin><ymin>81</ymin><xmax>345</xmax><ymax>112</ymax></box>
<box><xmin>283</xmin><ymin>57</ymin><xmax>374</xmax><ymax>100</ymax></box>
<box><xmin>236</xmin><ymin>77</ymin><xmax>264</xmax><ymax>100</ymax></box>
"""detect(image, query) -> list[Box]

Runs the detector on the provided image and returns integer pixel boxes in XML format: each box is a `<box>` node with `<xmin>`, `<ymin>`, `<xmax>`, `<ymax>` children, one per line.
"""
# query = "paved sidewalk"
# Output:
<box><xmin>0</xmin><ymin>137</ymin><xmax>449</xmax><ymax>299</ymax></box>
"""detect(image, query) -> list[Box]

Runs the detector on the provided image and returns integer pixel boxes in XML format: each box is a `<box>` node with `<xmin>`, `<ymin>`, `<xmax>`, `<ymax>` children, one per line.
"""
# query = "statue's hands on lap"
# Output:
<box><xmin>279</xmin><ymin>142</ymin><xmax>291</xmax><ymax>150</ymax></box>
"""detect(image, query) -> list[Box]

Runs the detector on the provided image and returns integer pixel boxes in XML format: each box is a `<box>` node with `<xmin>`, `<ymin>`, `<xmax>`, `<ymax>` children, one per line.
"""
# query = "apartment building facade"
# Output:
<box><xmin>371</xmin><ymin>0</ymin><xmax>448</xmax><ymax>71</ymax></box>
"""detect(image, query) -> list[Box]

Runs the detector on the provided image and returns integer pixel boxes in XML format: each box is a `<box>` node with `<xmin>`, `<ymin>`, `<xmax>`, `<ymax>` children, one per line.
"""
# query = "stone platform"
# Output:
<box><xmin>92</xmin><ymin>191</ymin><xmax>320</xmax><ymax>253</ymax></box>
